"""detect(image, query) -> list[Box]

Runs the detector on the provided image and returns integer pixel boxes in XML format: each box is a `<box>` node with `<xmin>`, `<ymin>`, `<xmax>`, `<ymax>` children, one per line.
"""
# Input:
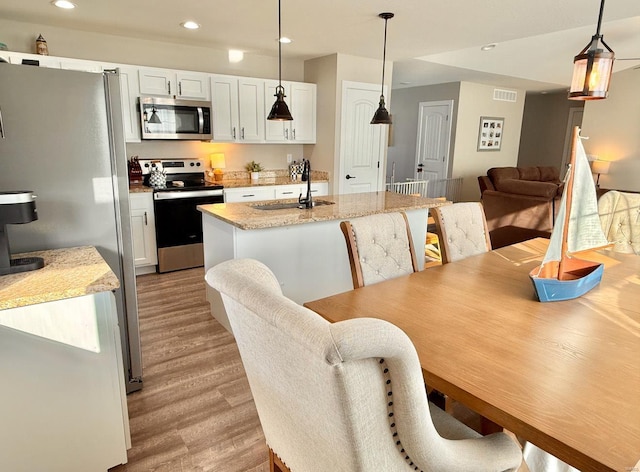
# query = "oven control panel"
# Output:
<box><xmin>138</xmin><ymin>159</ymin><xmax>205</xmax><ymax>175</ymax></box>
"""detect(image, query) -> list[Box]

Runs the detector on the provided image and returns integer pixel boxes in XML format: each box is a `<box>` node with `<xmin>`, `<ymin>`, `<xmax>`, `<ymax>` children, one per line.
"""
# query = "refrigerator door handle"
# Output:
<box><xmin>0</xmin><ymin>106</ymin><xmax>5</xmax><ymax>139</ymax></box>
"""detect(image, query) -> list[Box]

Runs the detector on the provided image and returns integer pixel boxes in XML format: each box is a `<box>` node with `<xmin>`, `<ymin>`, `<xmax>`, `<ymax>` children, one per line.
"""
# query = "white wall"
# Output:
<box><xmin>452</xmin><ymin>82</ymin><xmax>526</xmax><ymax>201</ymax></box>
<box><xmin>581</xmin><ymin>68</ymin><xmax>640</xmax><ymax>192</ymax></box>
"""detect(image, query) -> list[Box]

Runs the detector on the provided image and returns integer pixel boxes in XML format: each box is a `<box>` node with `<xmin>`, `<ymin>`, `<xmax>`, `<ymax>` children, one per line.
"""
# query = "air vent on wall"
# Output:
<box><xmin>493</xmin><ymin>89</ymin><xmax>518</xmax><ymax>102</ymax></box>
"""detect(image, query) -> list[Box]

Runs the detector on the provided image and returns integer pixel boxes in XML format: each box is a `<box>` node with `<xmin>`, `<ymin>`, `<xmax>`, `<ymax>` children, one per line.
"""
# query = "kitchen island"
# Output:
<box><xmin>199</xmin><ymin>191</ymin><xmax>448</xmax><ymax>331</ymax></box>
<box><xmin>0</xmin><ymin>246</ymin><xmax>130</xmax><ymax>472</ymax></box>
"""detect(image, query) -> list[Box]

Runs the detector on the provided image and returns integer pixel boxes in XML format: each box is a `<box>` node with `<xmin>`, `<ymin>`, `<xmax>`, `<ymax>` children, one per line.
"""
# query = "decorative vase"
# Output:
<box><xmin>250</xmin><ymin>171</ymin><xmax>260</xmax><ymax>181</ymax></box>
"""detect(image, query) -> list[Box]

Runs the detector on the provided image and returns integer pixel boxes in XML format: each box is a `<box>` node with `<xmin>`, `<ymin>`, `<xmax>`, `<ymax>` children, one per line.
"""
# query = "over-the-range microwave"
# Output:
<box><xmin>139</xmin><ymin>96</ymin><xmax>212</xmax><ymax>141</ymax></box>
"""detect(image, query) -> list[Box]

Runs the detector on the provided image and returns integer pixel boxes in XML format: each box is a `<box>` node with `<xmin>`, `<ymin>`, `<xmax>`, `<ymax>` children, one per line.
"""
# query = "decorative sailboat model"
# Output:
<box><xmin>529</xmin><ymin>127</ymin><xmax>610</xmax><ymax>302</ymax></box>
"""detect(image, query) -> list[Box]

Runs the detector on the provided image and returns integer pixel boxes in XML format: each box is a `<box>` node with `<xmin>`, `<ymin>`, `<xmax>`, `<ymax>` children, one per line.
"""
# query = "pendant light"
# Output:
<box><xmin>371</xmin><ymin>12</ymin><xmax>394</xmax><ymax>125</ymax></box>
<box><xmin>568</xmin><ymin>0</ymin><xmax>614</xmax><ymax>100</ymax></box>
<box><xmin>267</xmin><ymin>0</ymin><xmax>293</xmax><ymax>121</ymax></box>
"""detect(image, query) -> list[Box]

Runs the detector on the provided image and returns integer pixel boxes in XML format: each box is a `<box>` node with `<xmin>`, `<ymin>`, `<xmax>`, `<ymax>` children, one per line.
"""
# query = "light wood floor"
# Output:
<box><xmin>110</xmin><ymin>267</ymin><xmax>528</xmax><ymax>472</ymax></box>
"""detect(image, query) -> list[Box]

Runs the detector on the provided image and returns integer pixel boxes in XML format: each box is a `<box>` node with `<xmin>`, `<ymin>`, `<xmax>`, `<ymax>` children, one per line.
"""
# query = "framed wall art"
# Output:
<box><xmin>477</xmin><ymin>116</ymin><xmax>504</xmax><ymax>151</ymax></box>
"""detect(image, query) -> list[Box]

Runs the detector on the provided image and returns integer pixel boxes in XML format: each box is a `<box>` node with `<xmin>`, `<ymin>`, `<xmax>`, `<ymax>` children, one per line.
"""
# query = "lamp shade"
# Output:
<box><xmin>591</xmin><ymin>159</ymin><xmax>610</xmax><ymax>175</ymax></box>
<box><xmin>210</xmin><ymin>153</ymin><xmax>226</xmax><ymax>169</ymax></box>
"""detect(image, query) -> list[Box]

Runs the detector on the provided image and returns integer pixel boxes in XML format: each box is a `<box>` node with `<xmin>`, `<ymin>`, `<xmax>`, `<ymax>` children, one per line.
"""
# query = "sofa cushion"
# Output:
<box><xmin>539</xmin><ymin>166</ymin><xmax>560</xmax><ymax>182</ymax></box>
<box><xmin>494</xmin><ymin>178</ymin><xmax>560</xmax><ymax>199</ymax></box>
<box><xmin>488</xmin><ymin>167</ymin><xmax>518</xmax><ymax>184</ymax></box>
<box><xmin>518</xmin><ymin>167</ymin><xmax>541</xmax><ymax>181</ymax></box>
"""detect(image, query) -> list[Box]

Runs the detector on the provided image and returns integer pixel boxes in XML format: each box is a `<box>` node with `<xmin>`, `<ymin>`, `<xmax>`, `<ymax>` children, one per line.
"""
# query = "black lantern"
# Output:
<box><xmin>267</xmin><ymin>0</ymin><xmax>293</xmax><ymax>121</ymax></box>
<box><xmin>568</xmin><ymin>0</ymin><xmax>614</xmax><ymax>100</ymax></box>
<box><xmin>371</xmin><ymin>12</ymin><xmax>394</xmax><ymax>125</ymax></box>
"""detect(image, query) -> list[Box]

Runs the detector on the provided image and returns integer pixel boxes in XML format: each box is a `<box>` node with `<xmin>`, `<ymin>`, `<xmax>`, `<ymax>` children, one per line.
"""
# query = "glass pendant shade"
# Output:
<box><xmin>371</xmin><ymin>12</ymin><xmax>394</xmax><ymax>125</ymax></box>
<box><xmin>267</xmin><ymin>85</ymin><xmax>293</xmax><ymax>121</ymax></box>
<box><xmin>568</xmin><ymin>0</ymin><xmax>614</xmax><ymax>100</ymax></box>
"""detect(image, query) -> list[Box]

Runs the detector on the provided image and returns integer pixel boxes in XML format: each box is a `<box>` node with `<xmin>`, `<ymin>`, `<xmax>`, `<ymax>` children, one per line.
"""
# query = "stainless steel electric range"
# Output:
<box><xmin>139</xmin><ymin>159</ymin><xmax>224</xmax><ymax>273</ymax></box>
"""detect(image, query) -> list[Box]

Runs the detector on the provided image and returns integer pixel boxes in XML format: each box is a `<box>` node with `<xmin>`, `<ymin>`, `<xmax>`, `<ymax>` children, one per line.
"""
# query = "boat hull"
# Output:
<box><xmin>529</xmin><ymin>262</ymin><xmax>604</xmax><ymax>302</ymax></box>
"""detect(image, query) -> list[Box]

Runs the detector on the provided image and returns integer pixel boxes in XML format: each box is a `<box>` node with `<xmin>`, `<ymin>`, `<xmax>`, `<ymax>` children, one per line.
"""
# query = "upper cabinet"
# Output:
<box><xmin>138</xmin><ymin>68</ymin><xmax>210</xmax><ymax>100</ymax></box>
<box><xmin>211</xmin><ymin>75</ymin><xmax>264</xmax><ymax>143</ymax></box>
<box><xmin>117</xmin><ymin>66</ymin><xmax>141</xmax><ymax>143</ymax></box>
<box><xmin>264</xmin><ymin>80</ymin><xmax>316</xmax><ymax>144</ymax></box>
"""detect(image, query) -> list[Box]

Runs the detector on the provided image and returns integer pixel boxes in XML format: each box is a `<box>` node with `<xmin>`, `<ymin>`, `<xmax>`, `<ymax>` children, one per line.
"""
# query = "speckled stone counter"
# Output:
<box><xmin>0</xmin><ymin>246</ymin><xmax>119</xmax><ymax>310</ymax></box>
<box><xmin>128</xmin><ymin>183</ymin><xmax>152</xmax><ymax>193</ymax></box>
<box><xmin>198</xmin><ymin>191</ymin><xmax>449</xmax><ymax>230</ymax></box>
<box><xmin>219</xmin><ymin>170</ymin><xmax>329</xmax><ymax>189</ymax></box>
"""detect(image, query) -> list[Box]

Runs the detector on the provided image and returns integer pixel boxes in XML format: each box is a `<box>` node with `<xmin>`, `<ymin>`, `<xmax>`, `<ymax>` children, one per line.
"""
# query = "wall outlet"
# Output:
<box><xmin>286</xmin><ymin>153</ymin><xmax>293</xmax><ymax>163</ymax></box>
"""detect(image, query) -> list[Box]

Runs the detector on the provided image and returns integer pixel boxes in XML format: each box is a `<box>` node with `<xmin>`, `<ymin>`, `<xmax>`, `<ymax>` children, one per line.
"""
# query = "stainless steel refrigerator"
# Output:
<box><xmin>0</xmin><ymin>64</ymin><xmax>143</xmax><ymax>393</ymax></box>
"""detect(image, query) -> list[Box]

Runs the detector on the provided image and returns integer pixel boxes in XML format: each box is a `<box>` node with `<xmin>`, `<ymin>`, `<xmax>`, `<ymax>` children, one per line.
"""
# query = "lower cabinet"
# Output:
<box><xmin>129</xmin><ymin>192</ymin><xmax>157</xmax><ymax>272</ymax></box>
<box><xmin>224</xmin><ymin>182</ymin><xmax>328</xmax><ymax>203</ymax></box>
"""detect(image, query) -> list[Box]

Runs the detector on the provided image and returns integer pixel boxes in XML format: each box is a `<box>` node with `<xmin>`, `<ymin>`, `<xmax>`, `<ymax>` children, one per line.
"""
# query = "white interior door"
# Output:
<box><xmin>339</xmin><ymin>81</ymin><xmax>387</xmax><ymax>194</ymax></box>
<box><xmin>414</xmin><ymin>100</ymin><xmax>453</xmax><ymax>181</ymax></box>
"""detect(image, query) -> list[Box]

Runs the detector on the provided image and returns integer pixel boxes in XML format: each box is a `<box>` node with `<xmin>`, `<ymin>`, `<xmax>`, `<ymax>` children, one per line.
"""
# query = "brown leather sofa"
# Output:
<box><xmin>478</xmin><ymin>166</ymin><xmax>563</xmax><ymax>248</ymax></box>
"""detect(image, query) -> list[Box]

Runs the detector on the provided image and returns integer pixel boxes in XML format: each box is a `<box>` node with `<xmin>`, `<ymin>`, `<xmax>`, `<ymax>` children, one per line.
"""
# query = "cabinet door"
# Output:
<box><xmin>138</xmin><ymin>68</ymin><xmax>172</xmax><ymax>96</ymax></box>
<box><xmin>264</xmin><ymin>80</ymin><xmax>289</xmax><ymax>142</ymax></box>
<box><xmin>176</xmin><ymin>72</ymin><xmax>209</xmax><ymax>100</ymax></box>
<box><xmin>289</xmin><ymin>82</ymin><xmax>317</xmax><ymax>143</ymax></box>
<box><xmin>129</xmin><ymin>194</ymin><xmax>157</xmax><ymax>267</ymax></box>
<box><xmin>224</xmin><ymin>187</ymin><xmax>275</xmax><ymax>203</ymax></box>
<box><xmin>211</xmin><ymin>75</ymin><xmax>239</xmax><ymax>142</ymax></box>
<box><xmin>237</xmin><ymin>78</ymin><xmax>265</xmax><ymax>142</ymax></box>
<box><xmin>117</xmin><ymin>66</ymin><xmax>141</xmax><ymax>143</ymax></box>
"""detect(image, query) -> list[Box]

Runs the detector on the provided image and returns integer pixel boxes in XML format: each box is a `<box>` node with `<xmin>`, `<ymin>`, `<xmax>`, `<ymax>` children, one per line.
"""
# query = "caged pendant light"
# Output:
<box><xmin>568</xmin><ymin>0</ymin><xmax>615</xmax><ymax>100</ymax></box>
<box><xmin>267</xmin><ymin>0</ymin><xmax>293</xmax><ymax>121</ymax></box>
<box><xmin>371</xmin><ymin>12</ymin><xmax>394</xmax><ymax>125</ymax></box>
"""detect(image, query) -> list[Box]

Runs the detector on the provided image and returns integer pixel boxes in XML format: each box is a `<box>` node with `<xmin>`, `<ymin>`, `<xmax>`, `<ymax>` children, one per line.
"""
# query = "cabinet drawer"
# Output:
<box><xmin>224</xmin><ymin>187</ymin><xmax>275</xmax><ymax>203</ymax></box>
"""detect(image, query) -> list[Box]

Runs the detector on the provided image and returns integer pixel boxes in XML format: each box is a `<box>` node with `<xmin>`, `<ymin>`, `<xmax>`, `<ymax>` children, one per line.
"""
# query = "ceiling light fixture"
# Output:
<box><xmin>481</xmin><ymin>44</ymin><xmax>496</xmax><ymax>51</ymax></box>
<box><xmin>51</xmin><ymin>0</ymin><xmax>76</xmax><ymax>9</ymax></box>
<box><xmin>228</xmin><ymin>49</ymin><xmax>244</xmax><ymax>63</ymax></box>
<box><xmin>181</xmin><ymin>21</ymin><xmax>200</xmax><ymax>30</ymax></box>
<box><xmin>568</xmin><ymin>0</ymin><xmax>614</xmax><ymax>100</ymax></box>
<box><xmin>279</xmin><ymin>37</ymin><xmax>292</xmax><ymax>44</ymax></box>
<box><xmin>267</xmin><ymin>0</ymin><xmax>293</xmax><ymax>121</ymax></box>
<box><xmin>371</xmin><ymin>12</ymin><xmax>394</xmax><ymax>125</ymax></box>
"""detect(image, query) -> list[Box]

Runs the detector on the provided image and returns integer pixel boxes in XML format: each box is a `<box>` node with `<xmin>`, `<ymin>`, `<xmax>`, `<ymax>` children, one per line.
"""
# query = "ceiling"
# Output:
<box><xmin>2</xmin><ymin>0</ymin><xmax>640</xmax><ymax>93</ymax></box>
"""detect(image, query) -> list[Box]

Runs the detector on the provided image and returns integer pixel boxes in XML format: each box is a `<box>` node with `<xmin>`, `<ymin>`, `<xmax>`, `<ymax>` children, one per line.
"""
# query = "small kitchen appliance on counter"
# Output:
<box><xmin>139</xmin><ymin>159</ymin><xmax>224</xmax><ymax>273</ymax></box>
<box><xmin>0</xmin><ymin>191</ymin><xmax>45</xmax><ymax>275</ymax></box>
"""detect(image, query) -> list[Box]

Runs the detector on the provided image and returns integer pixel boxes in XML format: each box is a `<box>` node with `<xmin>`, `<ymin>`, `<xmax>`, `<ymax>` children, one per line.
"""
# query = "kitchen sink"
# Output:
<box><xmin>251</xmin><ymin>200</ymin><xmax>335</xmax><ymax>210</ymax></box>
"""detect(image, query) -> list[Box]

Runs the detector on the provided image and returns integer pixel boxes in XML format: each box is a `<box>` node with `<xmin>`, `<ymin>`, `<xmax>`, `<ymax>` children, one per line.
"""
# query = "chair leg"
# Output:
<box><xmin>270</xmin><ymin>448</ymin><xmax>291</xmax><ymax>472</ymax></box>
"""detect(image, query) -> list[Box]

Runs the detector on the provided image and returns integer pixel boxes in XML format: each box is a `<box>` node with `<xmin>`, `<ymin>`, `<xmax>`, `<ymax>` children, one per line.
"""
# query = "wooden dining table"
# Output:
<box><xmin>304</xmin><ymin>238</ymin><xmax>640</xmax><ymax>472</ymax></box>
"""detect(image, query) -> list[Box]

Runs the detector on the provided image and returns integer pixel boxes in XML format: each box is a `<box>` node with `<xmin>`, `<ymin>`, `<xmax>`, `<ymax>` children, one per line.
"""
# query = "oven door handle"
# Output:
<box><xmin>154</xmin><ymin>189</ymin><xmax>223</xmax><ymax>200</ymax></box>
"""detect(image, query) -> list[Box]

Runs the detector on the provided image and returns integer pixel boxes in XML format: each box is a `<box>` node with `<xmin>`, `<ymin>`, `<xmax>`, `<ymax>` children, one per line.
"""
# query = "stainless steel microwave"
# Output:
<box><xmin>139</xmin><ymin>97</ymin><xmax>212</xmax><ymax>140</ymax></box>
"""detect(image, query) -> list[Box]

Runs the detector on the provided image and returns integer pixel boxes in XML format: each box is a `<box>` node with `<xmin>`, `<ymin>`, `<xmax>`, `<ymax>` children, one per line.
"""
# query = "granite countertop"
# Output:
<box><xmin>198</xmin><ymin>191</ymin><xmax>450</xmax><ymax>230</ymax></box>
<box><xmin>0</xmin><ymin>246</ymin><xmax>119</xmax><ymax>310</ymax></box>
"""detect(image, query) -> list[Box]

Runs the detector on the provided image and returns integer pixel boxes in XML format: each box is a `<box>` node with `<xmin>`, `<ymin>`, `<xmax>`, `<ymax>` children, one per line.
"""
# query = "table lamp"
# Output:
<box><xmin>591</xmin><ymin>159</ymin><xmax>610</xmax><ymax>187</ymax></box>
<box><xmin>210</xmin><ymin>153</ymin><xmax>226</xmax><ymax>182</ymax></box>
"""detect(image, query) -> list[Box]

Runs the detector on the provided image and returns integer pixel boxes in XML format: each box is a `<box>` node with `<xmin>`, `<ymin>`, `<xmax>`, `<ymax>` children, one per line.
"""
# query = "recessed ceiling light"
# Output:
<box><xmin>51</xmin><ymin>0</ymin><xmax>76</xmax><ymax>9</ymax></box>
<box><xmin>228</xmin><ymin>49</ymin><xmax>244</xmax><ymax>63</ymax></box>
<box><xmin>181</xmin><ymin>21</ymin><xmax>200</xmax><ymax>30</ymax></box>
<box><xmin>279</xmin><ymin>37</ymin><xmax>292</xmax><ymax>44</ymax></box>
<box><xmin>481</xmin><ymin>43</ymin><xmax>496</xmax><ymax>51</ymax></box>
<box><xmin>400</xmin><ymin>81</ymin><xmax>412</xmax><ymax>85</ymax></box>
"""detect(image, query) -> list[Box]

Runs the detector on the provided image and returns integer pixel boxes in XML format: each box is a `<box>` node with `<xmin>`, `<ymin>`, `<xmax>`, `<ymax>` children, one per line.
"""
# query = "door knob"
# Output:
<box><xmin>345</xmin><ymin>174</ymin><xmax>356</xmax><ymax>180</ymax></box>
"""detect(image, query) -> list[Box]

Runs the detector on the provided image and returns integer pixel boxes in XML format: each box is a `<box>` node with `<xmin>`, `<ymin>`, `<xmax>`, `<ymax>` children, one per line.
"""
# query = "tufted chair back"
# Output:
<box><xmin>432</xmin><ymin>202</ymin><xmax>492</xmax><ymax>264</ymax></box>
<box><xmin>598</xmin><ymin>190</ymin><xmax>640</xmax><ymax>254</ymax></box>
<box><xmin>340</xmin><ymin>212</ymin><xmax>418</xmax><ymax>289</ymax></box>
<box><xmin>206</xmin><ymin>258</ymin><xmax>523</xmax><ymax>472</ymax></box>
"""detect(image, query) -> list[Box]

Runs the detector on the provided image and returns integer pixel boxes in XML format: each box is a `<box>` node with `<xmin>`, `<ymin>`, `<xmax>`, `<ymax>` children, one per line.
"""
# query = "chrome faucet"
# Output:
<box><xmin>298</xmin><ymin>159</ymin><xmax>313</xmax><ymax>209</ymax></box>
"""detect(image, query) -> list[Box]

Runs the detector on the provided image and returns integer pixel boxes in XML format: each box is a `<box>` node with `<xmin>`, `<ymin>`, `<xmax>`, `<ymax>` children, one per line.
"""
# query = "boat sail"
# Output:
<box><xmin>529</xmin><ymin>127</ymin><xmax>610</xmax><ymax>302</ymax></box>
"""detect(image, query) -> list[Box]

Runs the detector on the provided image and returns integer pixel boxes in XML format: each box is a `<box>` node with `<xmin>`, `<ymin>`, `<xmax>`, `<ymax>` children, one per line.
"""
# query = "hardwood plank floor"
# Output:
<box><xmin>110</xmin><ymin>267</ymin><xmax>528</xmax><ymax>472</ymax></box>
<box><xmin>110</xmin><ymin>268</ymin><xmax>269</xmax><ymax>472</ymax></box>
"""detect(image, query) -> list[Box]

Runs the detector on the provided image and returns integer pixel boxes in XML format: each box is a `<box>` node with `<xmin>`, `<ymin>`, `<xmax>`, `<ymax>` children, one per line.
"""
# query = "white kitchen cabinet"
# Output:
<box><xmin>7</xmin><ymin>51</ymin><xmax>61</xmax><ymax>68</ymax></box>
<box><xmin>224</xmin><ymin>186</ymin><xmax>276</xmax><ymax>203</ymax></box>
<box><xmin>138</xmin><ymin>67</ymin><xmax>210</xmax><ymax>100</ymax></box>
<box><xmin>59</xmin><ymin>58</ymin><xmax>103</xmax><ymax>72</ymax></box>
<box><xmin>211</xmin><ymin>75</ymin><xmax>265</xmax><ymax>143</ymax></box>
<box><xmin>117</xmin><ymin>65</ymin><xmax>141</xmax><ymax>142</ymax></box>
<box><xmin>265</xmin><ymin>80</ymin><xmax>316</xmax><ymax>143</ymax></box>
<box><xmin>129</xmin><ymin>192</ymin><xmax>157</xmax><ymax>271</ymax></box>
<box><xmin>274</xmin><ymin>182</ymin><xmax>328</xmax><ymax>199</ymax></box>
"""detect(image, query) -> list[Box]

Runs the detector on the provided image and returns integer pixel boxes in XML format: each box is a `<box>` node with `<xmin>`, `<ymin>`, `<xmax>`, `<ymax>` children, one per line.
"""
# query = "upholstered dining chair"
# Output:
<box><xmin>431</xmin><ymin>202</ymin><xmax>492</xmax><ymax>264</ymax></box>
<box><xmin>206</xmin><ymin>258</ymin><xmax>523</xmax><ymax>472</ymax></box>
<box><xmin>598</xmin><ymin>190</ymin><xmax>640</xmax><ymax>254</ymax></box>
<box><xmin>340</xmin><ymin>212</ymin><xmax>419</xmax><ymax>289</ymax></box>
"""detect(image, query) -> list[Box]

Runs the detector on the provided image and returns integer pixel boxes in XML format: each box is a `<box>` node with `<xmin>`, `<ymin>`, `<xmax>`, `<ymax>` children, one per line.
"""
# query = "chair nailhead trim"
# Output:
<box><xmin>380</xmin><ymin>358</ymin><xmax>424</xmax><ymax>472</ymax></box>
